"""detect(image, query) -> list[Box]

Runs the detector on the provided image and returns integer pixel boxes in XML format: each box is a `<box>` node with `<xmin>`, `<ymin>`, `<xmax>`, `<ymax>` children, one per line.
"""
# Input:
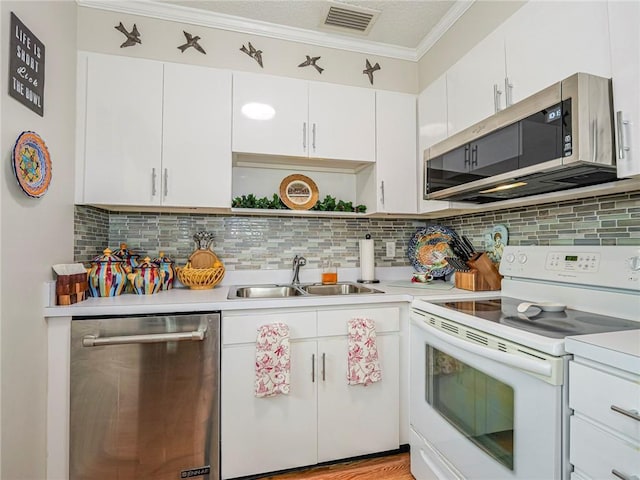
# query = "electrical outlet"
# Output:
<box><xmin>386</xmin><ymin>241</ymin><xmax>396</xmax><ymax>258</ymax></box>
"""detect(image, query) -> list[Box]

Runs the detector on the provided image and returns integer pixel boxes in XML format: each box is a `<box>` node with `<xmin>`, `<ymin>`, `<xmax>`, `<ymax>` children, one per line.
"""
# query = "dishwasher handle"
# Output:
<box><xmin>82</xmin><ymin>328</ymin><xmax>207</xmax><ymax>347</ymax></box>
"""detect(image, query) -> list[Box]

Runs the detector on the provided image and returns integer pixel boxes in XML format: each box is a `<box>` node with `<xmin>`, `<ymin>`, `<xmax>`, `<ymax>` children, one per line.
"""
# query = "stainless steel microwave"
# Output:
<box><xmin>424</xmin><ymin>73</ymin><xmax>617</xmax><ymax>203</ymax></box>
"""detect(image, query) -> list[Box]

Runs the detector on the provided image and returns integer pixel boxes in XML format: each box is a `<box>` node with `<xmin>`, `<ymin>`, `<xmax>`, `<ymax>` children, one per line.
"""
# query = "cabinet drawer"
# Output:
<box><xmin>570</xmin><ymin>416</ymin><xmax>640</xmax><ymax>480</ymax></box>
<box><xmin>570</xmin><ymin>362</ymin><xmax>640</xmax><ymax>440</ymax></box>
<box><xmin>222</xmin><ymin>311</ymin><xmax>316</xmax><ymax>344</ymax></box>
<box><xmin>317</xmin><ymin>307</ymin><xmax>400</xmax><ymax>336</ymax></box>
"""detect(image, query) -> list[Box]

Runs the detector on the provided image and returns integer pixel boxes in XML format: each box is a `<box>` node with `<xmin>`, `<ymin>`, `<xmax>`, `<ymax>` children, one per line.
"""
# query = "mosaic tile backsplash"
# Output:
<box><xmin>75</xmin><ymin>191</ymin><xmax>640</xmax><ymax>269</ymax></box>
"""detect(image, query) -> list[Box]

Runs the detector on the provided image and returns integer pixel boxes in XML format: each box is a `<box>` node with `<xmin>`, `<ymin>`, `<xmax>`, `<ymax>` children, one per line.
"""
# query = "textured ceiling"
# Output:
<box><xmin>159</xmin><ymin>1</ymin><xmax>457</xmax><ymax>48</ymax></box>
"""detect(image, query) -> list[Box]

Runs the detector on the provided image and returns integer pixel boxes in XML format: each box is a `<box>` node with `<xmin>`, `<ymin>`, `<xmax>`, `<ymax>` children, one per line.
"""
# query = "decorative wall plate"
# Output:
<box><xmin>407</xmin><ymin>225</ymin><xmax>456</xmax><ymax>278</ymax></box>
<box><xmin>484</xmin><ymin>224</ymin><xmax>509</xmax><ymax>263</ymax></box>
<box><xmin>12</xmin><ymin>131</ymin><xmax>52</xmax><ymax>198</ymax></box>
<box><xmin>279</xmin><ymin>174</ymin><xmax>319</xmax><ymax>210</ymax></box>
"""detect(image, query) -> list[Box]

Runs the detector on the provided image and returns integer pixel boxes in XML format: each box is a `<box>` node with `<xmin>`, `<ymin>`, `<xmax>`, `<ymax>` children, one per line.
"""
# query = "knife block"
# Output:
<box><xmin>455</xmin><ymin>253</ymin><xmax>502</xmax><ymax>291</ymax></box>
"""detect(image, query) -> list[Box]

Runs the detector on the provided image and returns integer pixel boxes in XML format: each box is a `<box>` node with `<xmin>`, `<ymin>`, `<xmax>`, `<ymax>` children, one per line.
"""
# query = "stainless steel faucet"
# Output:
<box><xmin>291</xmin><ymin>255</ymin><xmax>307</xmax><ymax>285</ymax></box>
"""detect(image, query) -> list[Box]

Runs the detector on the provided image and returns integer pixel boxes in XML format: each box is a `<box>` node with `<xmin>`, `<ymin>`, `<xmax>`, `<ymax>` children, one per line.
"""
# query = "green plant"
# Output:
<box><xmin>233</xmin><ymin>193</ymin><xmax>366</xmax><ymax>213</ymax></box>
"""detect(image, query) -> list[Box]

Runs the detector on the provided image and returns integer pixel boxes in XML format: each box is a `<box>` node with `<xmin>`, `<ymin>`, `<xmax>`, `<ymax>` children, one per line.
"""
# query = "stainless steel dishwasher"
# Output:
<box><xmin>70</xmin><ymin>311</ymin><xmax>220</xmax><ymax>480</ymax></box>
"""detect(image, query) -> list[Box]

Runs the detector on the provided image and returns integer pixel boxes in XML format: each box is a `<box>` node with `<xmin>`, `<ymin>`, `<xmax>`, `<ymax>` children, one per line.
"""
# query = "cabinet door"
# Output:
<box><xmin>504</xmin><ymin>1</ymin><xmax>611</xmax><ymax>105</ymax></box>
<box><xmin>308</xmin><ymin>82</ymin><xmax>375</xmax><ymax>162</ymax></box>
<box><xmin>232</xmin><ymin>72</ymin><xmax>308</xmax><ymax>158</ymax></box>
<box><xmin>83</xmin><ymin>54</ymin><xmax>163</xmax><ymax>205</ymax></box>
<box><xmin>447</xmin><ymin>29</ymin><xmax>506</xmax><ymax>135</ymax></box>
<box><xmin>609</xmin><ymin>0</ymin><xmax>640</xmax><ymax>178</ymax></box>
<box><xmin>221</xmin><ymin>341</ymin><xmax>318</xmax><ymax>479</ymax></box>
<box><xmin>162</xmin><ymin>64</ymin><xmax>232</xmax><ymax>207</ymax></box>
<box><xmin>375</xmin><ymin>91</ymin><xmax>417</xmax><ymax>213</ymax></box>
<box><xmin>317</xmin><ymin>334</ymin><xmax>399</xmax><ymax>462</ymax></box>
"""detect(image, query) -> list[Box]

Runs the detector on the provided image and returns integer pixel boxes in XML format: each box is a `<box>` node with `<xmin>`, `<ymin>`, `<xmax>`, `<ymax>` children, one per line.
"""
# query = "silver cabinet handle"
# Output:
<box><xmin>303</xmin><ymin>122</ymin><xmax>307</xmax><ymax>151</ymax></box>
<box><xmin>321</xmin><ymin>352</ymin><xmax>326</xmax><ymax>381</ymax></box>
<box><xmin>151</xmin><ymin>168</ymin><xmax>157</xmax><ymax>196</ymax></box>
<box><xmin>493</xmin><ymin>84</ymin><xmax>503</xmax><ymax>113</ymax></box>
<box><xmin>312</xmin><ymin>123</ymin><xmax>317</xmax><ymax>151</ymax></box>
<box><xmin>163</xmin><ymin>168</ymin><xmax>168</xmax><ymax>198</ymax></box>
<box><xmin>612</xmin><ymin>469</ymin><xmax>638</xmax><ymax>480</ymax></box>
<box><xmin>592</xmin><ymin>118</ymin><xmax>598</xmax><ymax>162</ymax></box>
<box><xmin>380</xmin><ymin>180</ymin><xmax>385</xmax><ymax>206</ymax></box>
<box><xmin>616</xmin><ymin>110</ymin><xmax>630</xmax><ymax>160</ymax></box>
<box><xmin>311</xmin><ymin>353</ymin><xmax>315</xmax><ymax>382</ymax></box>
<box><xmin>505</xmin><ymin>77</ymin><xmax>513</xmax><ymax>107</ymax></box>
<box><xmin>611</xmin><ymin>405</ymin><xmax>640</xmax><ymax>421</ymax></box>
<box><xmin>82</xmin><ymin>328</ymin><xmax>207</xmax><ymax>347</ymax></box>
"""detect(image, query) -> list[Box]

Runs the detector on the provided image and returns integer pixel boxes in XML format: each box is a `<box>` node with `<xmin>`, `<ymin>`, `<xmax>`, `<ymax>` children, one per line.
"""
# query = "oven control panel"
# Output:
<box><xmin>500</xmin><ymin>246</ymin><xmax>640</xmax><ymax>290</ymax></box>
<box><xmin>544</xmin><ymin>252</ymin><xmax>600</xmax><ymax>272</ymax></box>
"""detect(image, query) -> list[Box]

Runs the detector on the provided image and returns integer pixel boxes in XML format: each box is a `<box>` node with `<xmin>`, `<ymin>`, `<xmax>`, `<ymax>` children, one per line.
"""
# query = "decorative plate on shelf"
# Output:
<box><xmin>407</xmin><ymin>225</ymin><xmax>456</xmax><ymax>278</ymax></box>
<box><xmin>279</xmin><ymin>174</ymin><xmax>319</xmax><ymax>210</ymax></box>
<box><xmin>12</xmin><ymin>131</ymin><xmax>52</xmax><ymax>198</ymax></box>
<box><xmin>484</xmin><ymin>224</ymin><xmax>508</xmax><ymax>263</ymax></box>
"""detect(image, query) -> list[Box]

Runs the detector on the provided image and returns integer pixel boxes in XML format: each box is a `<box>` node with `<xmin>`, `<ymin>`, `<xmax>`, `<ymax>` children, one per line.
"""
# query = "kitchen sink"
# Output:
<box><xmin>227</xmin><ymin>282</ymin><xmax>382</xmax><ymax>299</ymax></box>
<box><xmin>299</xmin><ymin>283</ymin><xmax>382</xmax><ymax>295</ymax></box>
<box><xmin>228</xmin><ymin>285</ymin><xmax>306</xmax><ymax>299</ymax></box>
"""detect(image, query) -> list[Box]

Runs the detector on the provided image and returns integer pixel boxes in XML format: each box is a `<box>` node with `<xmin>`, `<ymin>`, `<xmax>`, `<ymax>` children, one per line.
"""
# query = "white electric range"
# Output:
<box><xmin>409</xmin><ymin>246</ymin><xmax>640</xmax><ymax>480</ymax></box>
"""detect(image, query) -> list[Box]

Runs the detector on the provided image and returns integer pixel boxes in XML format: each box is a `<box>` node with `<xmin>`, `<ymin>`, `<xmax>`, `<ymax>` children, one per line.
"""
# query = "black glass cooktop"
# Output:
<box><xmin>432</xmin><ymin>297</ymin><xmax>640</xmax><ymax>339</ymax></box>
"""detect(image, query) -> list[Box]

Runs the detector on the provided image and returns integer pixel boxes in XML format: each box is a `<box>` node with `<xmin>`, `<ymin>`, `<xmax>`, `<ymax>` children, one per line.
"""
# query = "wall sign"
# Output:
<box><xmin>9</xmin><ymin>12</ymin><xmax>45</xmax><ymax>116</ymax></box>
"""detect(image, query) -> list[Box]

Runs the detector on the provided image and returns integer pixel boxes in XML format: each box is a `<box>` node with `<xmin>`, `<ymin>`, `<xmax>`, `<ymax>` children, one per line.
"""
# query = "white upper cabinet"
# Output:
<box><xmin>232</xmin><ymin>72</ymin><xmax>309</xmax><ymax>158</ymax></box>
<box><xmin>162</xmin><ymin>63</ymin><xmax>232</xmax><ymax>207</ymax></box>
<box><xmin>232</xmin><ymin>72</ymin><xmax>375</xmax><ymax>163</ymax></box>
<box><xmin>608</xmin><ymin>0</ymin><xmax>640</xmax><ymax>178</ymax></box>
<box><xmin>82</xmin><ymin>54</ymin><xmax>163</xmax><ymax>205</ymax></box>
<box><xmin>79</xmin><ymin>53</ymin><xmax>232</xmax><ymax>208</ymax></box>
<box><xmin>308</xmin><ymin>81</ymin><xmax>375</xmax><ymax>162</ymax></box>
<box><xmin>504</xmin><ymin>1</ymin><xmax>611</xmax><ymax>105</ymax></box>
<box><xmin>447</xmin><ymin>29</ymin><xmax>507</xmax><ymax>135</ymax></box>
<box><xmin>375</xmin><ymin>90</ymin><xmax>417</xmax><ymax>213</ymax></box>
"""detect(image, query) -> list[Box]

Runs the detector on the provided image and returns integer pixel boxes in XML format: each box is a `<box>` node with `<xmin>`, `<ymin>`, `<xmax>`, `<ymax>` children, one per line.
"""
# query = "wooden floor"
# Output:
<box><xmin>260</xmin><ymin>452</ymin><xmax>414</xmax><ymax>480</ymax></box>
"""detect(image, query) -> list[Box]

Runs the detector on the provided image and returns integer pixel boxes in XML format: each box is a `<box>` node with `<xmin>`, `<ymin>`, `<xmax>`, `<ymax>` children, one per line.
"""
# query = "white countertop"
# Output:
<box><xmin>565</xmin><ymin>330</ymin><xmax>640</xmax><ymax>375</ymax></box>
<box><xmin>44</xmin><ymin>279</ymin><xmax>495</xmax><ymax>318</ymax></box>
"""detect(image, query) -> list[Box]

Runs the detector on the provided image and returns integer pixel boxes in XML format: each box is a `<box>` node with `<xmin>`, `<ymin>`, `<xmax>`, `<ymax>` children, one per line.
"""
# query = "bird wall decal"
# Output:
<box><xmin>298</xmin><ymin>55</ymin><xmax>324</xmax><ymax>74</ymax></box>
<box><xmin>178</xmin><ymin>31</ymin><xmax>206</xmax><ymax>54</ymax></box>
<box><xmin>240</xmin><ymin>42</ymin><xmax>263</xmax><ymax>68</ymax></box>
<box><xmin>363</xmin><ymin>59</ymin><xmax>381</xmax><ymax>85</ymax></box>
<box><xmin>114</xmin><ymin>22</ymin><xmax>141</xmax><ymax>48</ymax></box>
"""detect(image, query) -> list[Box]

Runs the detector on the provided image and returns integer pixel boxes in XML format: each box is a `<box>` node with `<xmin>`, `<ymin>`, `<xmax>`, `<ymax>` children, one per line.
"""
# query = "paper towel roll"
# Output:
<box><xmin>359</xmin><ymin>238</ymin><xmax>376</xmax><ymax>281</ymax></box>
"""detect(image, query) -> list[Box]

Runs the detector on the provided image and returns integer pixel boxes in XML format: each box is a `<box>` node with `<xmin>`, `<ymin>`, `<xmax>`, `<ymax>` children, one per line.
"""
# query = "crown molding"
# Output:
<box><xmin>415</xmin><ymin>1</ymin><xmax>475</xmax><ymax>60</ymax></box>
<box><xmin>78</xmin><ymin>0</ymin><xmax>422</xmax><ymax>61</ymax></box>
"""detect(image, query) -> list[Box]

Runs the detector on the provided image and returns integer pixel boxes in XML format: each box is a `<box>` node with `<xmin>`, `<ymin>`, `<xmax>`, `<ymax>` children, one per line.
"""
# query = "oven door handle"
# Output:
<box><xmin>413</xmin><ymin>319</ymin><xmax>552</xmax><ymax>378</ymax></box>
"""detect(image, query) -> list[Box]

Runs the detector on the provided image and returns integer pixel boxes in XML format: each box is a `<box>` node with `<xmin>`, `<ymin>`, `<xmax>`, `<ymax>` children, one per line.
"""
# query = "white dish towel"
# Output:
<box><xmin>347</xmin><ymin>318</ymin><xmax>382</xmax><ymax>386</ymax></box>
<box><xmin>254</xmin><ymin>323</ymin><xmax>291</xmax><ymax>397</ymax></box>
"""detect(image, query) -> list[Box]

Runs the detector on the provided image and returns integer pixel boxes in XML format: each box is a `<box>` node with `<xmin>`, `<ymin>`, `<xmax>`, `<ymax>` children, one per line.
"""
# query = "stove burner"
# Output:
<box><xmin>434</xmin><ymin>297</ymin><xmax>640</xmax><ymax>339</ymax></box>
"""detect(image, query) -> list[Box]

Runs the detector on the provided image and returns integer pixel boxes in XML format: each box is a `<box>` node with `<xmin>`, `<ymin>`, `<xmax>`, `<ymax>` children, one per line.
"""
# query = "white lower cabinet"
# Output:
<box><xmin>221</xmin><ymin>306</ymin><xmax>400</xmax><ymax>479</ymax></box>
<box><xmin>568</xmin><ymin>360</ymin><xmax>640</xmax><ymax>480</ymax></box>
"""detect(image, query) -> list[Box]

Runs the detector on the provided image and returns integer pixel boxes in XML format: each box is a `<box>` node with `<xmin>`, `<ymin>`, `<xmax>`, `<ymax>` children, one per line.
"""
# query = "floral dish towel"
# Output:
<box><xmin>347</xmin><ymin>318</ymin><xmax>382</xmax><ymax>386</ymax></box>
<box><xmin>255</xmin><ymin>323</ymin><xmax>290</xmax><ymax>397</ymax></box>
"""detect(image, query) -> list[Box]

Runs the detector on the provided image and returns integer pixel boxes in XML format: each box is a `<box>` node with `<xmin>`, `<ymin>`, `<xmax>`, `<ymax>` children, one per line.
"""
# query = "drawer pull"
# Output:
<box><xmin>312</xmin><ymin>353</ymin><xmax>315</xmax><ymax>383</ymax></box>
<box><xmin>611</xmin><ymin>405</ymin><xmax>640</xmax><ymax>422</ymax></box>
<box><xmin>612</xmin><ymin>469</ymin><xmax>638</xmax><ymax>480</ymax></box>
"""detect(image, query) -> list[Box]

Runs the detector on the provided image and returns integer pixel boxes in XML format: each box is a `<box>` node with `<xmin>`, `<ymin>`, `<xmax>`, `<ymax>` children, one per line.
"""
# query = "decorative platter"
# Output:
<box><xmin>407</xmin><ymin>225</ymin><xmax>456</xmax><ymax>278</ymax></box>
<box><xmin>279</xmin><ymin>174</ymin><xmax>319</xmax><ymax>210</ymax></box>
<box><xmin>484</xmin><ymin>224</ymin><xmax>509</xmax><ymax>263</ymax></box>
<box><xmin>12</xmin><ymin>131</ymin><xmax>52</xmax><ymax>198</ymax></box>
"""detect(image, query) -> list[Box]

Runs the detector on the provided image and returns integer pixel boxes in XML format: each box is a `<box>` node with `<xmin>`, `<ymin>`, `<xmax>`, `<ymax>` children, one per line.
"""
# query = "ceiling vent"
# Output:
<box><xmin>322</xmin><ymin>2</ymin><xmax>380</xmax><ymax>35</ymax></box>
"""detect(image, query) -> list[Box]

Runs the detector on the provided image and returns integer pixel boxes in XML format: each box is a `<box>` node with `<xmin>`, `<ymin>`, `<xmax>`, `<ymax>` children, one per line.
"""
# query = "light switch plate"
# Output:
<box><xmin>386</xmin><ymin>241</ymin><xmax>396</xmax><ymax>258</ymax></box>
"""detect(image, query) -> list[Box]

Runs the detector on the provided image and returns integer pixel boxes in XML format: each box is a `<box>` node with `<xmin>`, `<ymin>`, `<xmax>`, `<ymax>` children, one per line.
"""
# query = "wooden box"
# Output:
<box><xmin>56</xmin><ymin>273</ymin><xmax>89</xmax><ymax>305</ymax></box>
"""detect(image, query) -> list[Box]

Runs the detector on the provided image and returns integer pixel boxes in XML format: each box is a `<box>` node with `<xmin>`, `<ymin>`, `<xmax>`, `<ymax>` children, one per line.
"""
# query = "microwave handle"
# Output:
<box><xmin>592</xmin><ymin>118</ymin><xmax>598</xmax><ymax>162</ymax></box>
<box><xmin>411</xmin><ymin>317</ymin><xmax>552</xmax><ymax>377</ymax></box>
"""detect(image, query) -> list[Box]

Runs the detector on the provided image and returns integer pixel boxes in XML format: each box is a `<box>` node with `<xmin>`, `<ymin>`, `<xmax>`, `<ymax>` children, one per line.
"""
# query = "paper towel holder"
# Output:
<box><xmin>357</xmin><ymin>234</ymin><xmax>380</xmax><ymax>284</ymax></box>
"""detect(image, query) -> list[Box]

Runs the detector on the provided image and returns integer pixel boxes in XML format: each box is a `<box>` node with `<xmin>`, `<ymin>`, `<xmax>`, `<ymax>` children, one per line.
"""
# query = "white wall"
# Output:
<box><xmin>77</xmin><ymin>5</ymin><xmax>419</xmax><ymax>93</ymax></box>
<box><xmin>1</xmin><ymin>2</ymin><xmax>76</xmax><ymax>478</ymax></box>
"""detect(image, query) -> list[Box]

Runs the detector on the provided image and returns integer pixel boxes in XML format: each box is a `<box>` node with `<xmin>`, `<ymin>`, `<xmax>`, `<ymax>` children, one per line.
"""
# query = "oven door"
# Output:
<box><xmin>410</xmin><ymin>313</ymin><xmax>565</xmax><ymax>480</ymax></box>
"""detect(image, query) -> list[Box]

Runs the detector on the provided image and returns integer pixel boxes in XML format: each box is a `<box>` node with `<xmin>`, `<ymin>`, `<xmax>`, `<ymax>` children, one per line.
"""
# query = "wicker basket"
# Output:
<box><xmin>176</xmin><ymin>263</ymin><xmax>225</xmax><ymax>290</ymax></box>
